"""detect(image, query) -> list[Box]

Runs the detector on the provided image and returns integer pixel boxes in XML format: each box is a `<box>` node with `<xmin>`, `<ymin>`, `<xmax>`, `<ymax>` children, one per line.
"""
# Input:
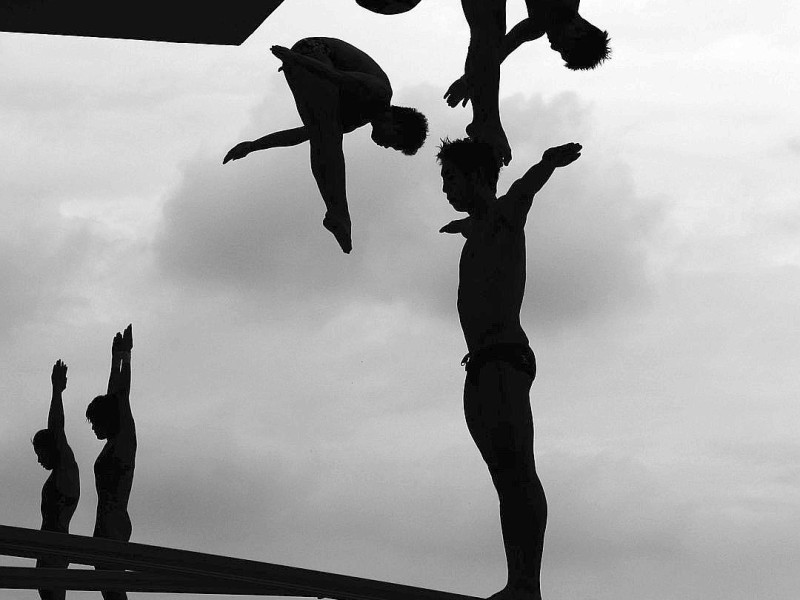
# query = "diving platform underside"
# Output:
<box><xmin>0</xmin><ymin>1</ymin><xmax>287</xmax><ymax>45</ymax></box>
<box><xmin>0</xmin><ymin>525</ymin><xmax>481</xmax><ymax>599</ymax></box>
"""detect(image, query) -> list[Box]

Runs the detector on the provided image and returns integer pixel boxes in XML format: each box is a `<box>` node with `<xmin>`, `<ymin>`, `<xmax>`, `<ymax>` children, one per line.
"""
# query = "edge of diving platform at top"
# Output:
<box><xmin>0</xmin><ymin>0</ymin><xmax>288</xmax><ymax>45</ymax></box>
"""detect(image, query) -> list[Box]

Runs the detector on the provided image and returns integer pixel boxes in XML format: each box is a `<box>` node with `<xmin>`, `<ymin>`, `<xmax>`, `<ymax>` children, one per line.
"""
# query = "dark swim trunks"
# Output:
<box><xmin>462</xmin><ymin>343</ymin><xmax>536</xmax><ymax>386</ymax></box>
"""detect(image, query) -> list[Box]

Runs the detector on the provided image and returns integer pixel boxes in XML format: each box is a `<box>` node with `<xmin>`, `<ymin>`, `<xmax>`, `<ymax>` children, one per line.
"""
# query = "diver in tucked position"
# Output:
<box><xmin>86</xmin><ymin>324</ymin><xmax>135</xmax><ymax>600</ymax></box>
<box><xmin>437</xmin><ymin>138</ymin><xmax>582</xmax><ymax>600</ymax></box>
<box><xmin>33</xmin><ymin>359</ymin><xmax>80</xmax><ymax>600</ymax></box>
<box><xmin>450</xmin><ymin>0</ymin><xmax>609</xmax><ymax>165</ymax></box>
<box><xmin>224</xmin><ymin>37</ymin><xmax>428</xmax><ymax>254</ymax></box>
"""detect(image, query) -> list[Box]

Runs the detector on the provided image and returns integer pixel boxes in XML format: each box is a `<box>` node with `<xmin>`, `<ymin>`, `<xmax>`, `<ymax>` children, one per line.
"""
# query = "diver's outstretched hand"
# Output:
<box><xmin>542</xmin><ymin>143</ymin><xmax>582</xmax><ymax>168</ymax></box>
<box><xmin>223</xmin><ymin>141</ymin><xmax>253</xmax><ymax>164</ymax></box>
<box><xmin>51</xmin><ymin>360</ymin><xmax>68</xmax><ymax>392</ymax></box>
<box><xmin>444</xmin><ymin>76</ymin><xmax>471</xmax><ymax>108</ymax></box>
<box><xmin>439</xmin><ymin>217</ymin><xmax>472</xmax><ymax>238</ymax></box>
<box><xmin>112</xmin><ymin>324</ymin><xmax>133</xmax><ymax>360</ymax></box>
<box><xmin>112</xmin><ymin>332</ymin><xmax>123</xmax><ymax>355</ymax></box>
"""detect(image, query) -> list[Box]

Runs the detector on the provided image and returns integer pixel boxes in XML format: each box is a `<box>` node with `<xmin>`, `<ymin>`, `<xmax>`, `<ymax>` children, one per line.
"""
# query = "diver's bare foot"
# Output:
<box><xmin>466</xmin><ymin>121</ymin><xmax>511</xmax><ymax>166</ymax></box>
<box><xmin>323</xmin><ymin>214</ymin><xmax>352</xmax><ymax>254</ymax></box>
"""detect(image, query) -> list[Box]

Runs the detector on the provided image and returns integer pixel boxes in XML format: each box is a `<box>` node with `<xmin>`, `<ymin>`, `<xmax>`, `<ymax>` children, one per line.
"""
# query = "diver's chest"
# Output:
<box><xmin>460</xmin><ymin>224</ymin><xmax>523</xmax><ymax>266</ymax></box>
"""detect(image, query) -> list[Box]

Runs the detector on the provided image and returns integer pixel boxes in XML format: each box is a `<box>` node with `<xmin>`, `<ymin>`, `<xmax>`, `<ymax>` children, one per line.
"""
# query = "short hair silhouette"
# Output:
<box><xmin>32</xmin><ymin>429</ymin><xmax>56</xmax><ymax>453</ymax></box>
<box><xmin>86</xmin><ymin>394</ymin><xmax>120</xmax><ymax>437</ymax></box>
<box><xmin>436</xmin><ymin>137</ymin><xmax>501</xmax><ymax>188</ymax></box>
<box><xmin>563</xmin><ymin>27</ymin><xmax>611</xmax><ymax>70</ymax></box>
<box><xmin>382</xmin><ymin>106</ymin><xmax>429</xmax><ymax>155</ymax></box>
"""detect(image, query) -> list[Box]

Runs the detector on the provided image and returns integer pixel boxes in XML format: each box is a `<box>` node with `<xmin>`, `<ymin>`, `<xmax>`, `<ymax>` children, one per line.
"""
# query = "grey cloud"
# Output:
<box><xmin>156</xmin><ymin>85</ymin><xmax>664</xmax><ymax>331</ymax></box>
<box><xmin>0</xmin><ymin>221</ymin><xmax>97</xmax><ymax>335</ymax></box>
<box><xmin>524</xmin><ymin>161</ymin><xmax>663</xmax><ymax>330</ymax></box>
<box><xmin>542</xmin><ymin>449</ymin><xmax>688</xmax><ymax>567</ymax></box>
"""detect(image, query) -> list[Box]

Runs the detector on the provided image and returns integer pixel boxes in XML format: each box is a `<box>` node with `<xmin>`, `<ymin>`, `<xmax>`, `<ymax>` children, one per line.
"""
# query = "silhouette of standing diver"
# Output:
<box><xmin>437</xmin><ymin>138</ymin><xmax>582</xmax><ymax>600</ymax></box>
<box><xmin>86</xmin><ymin>324</ymin><xmax>135</xmax><ymax>600</ymax></box>
<box><xmin>223</xmin><ymin>37</ymin><xmax>429</xmax><ymax>254</ymax></box>
<box><xmin>32</xmin><ymin>359</ymin><xmax>80</xmax><ymax>600</ymax></box>
<box><xmin>450</xmin><ymin>0</ymin><xmax>609</xmax><ymax>166</ymax></box>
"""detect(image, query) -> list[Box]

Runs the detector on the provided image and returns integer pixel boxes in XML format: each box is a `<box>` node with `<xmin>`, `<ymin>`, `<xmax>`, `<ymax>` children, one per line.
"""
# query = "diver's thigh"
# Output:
<box><xmin>94</xmin><ymin>513</ymin><xmax>132</xmax><ymax>543</ymax></box>
<box><xmin>464</xmin><ymin>362</ymin><xmax>509</xmax><ymax>467</ymax></box>
<box><xmin>285</xmin><ymin>76</ymin><xmax>340</xmax><ymax>132</ymax></box>
<box><xmin>464</xmin><ymin>361</ymin><xmax>534</xmax><ymax>472</ymax></box>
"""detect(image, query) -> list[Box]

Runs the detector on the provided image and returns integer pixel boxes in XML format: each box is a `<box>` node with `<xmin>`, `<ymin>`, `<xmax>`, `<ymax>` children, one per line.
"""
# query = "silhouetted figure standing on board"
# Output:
<box><xmin>223</xmin><ymin>37</ymin><xmax>429</xmax><ymax>254</ymax></box>
<box><xmin>86</xmin><ymin>325</ymin><xmax>135</xmax><ymax>600</ymax></box>
<box><xmin>33</xmin><ymin>359</ymin><xmax>80</xmax><ymax>600</ymax></box>
<box><xmin>437</xmin><ymin>138</ymin><xmax>581</xmax><ymax>600</ymax></box>
<box><xmin>451</xmin><ymin>0</ymin><xmax>609</xmax><ymax>165</ymax></box>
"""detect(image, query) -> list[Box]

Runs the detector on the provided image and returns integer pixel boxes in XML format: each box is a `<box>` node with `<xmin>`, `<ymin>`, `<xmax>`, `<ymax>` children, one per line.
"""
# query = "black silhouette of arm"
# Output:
<box><xmin>439</xmin><ymin>217</ymin><xmax>473</xmax><ymax>238</ymax></box>
<box><xmin>49</xmin><ymin>359</ymin><xmax>78</xmax><ymax>496</ymax></box>
<box><xmin>501</xmin><ymin>18</ymin><xmax>546</xmax><ymax>61</ymax></box>
<box><xmin>48</xmin><ymin>360</ymin><xmax>67</xmax><ymax>442</ymax></box>
<box><xmin>223</xmin><ymin>127</ymin><xmax>309</xmax><ymax>164</ymax></box>
<box><xmin>107</xmin><ymin>325</ymin><xmax>136</xmax><ymax>457</ymax></box>
<box><xmin>106</xmin><ymin>359</ymin><xmax>117</xmax><ymax>397</ymax></box>
<box><xmin>499</xmin><ymin>143</ymin><xmax>581</xmax><ymax>226</ymax></box>
<box><xmin>445</xmin><ymin>17</ymin><xmax>545</xmax><ymax>108</ymax></box>
<box><xmin>249</xmin><ymin>127</ymin><xmax>309</xmax><ymax>150</ymax></box>
<box><xmin>115</xmin><ymin>325</ymin><xmax>134</xmax><ymax>441</ymax></box>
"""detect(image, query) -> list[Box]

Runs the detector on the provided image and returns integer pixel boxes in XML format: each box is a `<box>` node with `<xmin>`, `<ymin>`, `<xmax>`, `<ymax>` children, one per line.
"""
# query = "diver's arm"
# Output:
<box><xmin>48</xmin><ymin>360</ymin><xmax>67</xmax><ymax>435</ymax></box>
<box><xmin>499</xmin><ymin>143</ymin><xmax>581</xmax><ymax>226</ymax></box>
<box><xmin>502</xmin><ymin>19</ymin><xmax>546</xmax><ymax>62</ymax></box>
<box><xmin>115</xmin><ymin>325</ymin><xmax>134</xmax><ymax>440</ymax></box>
<box><xmin>48</xmin><ymin>359</ymin><xmax>70</xmax><ymax>460</ymax></box>
<box><xmin>223</xmin><ymin>127</ymin><xmax>310</xmax><ymax>164</ymax></box>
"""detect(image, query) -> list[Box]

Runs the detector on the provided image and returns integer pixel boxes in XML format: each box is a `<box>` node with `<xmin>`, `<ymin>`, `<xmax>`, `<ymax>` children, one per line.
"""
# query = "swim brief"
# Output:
<box><xmin>461</xmin><ymin>343</ymin><xmax>536</xmax><ymax>386</ymax></box>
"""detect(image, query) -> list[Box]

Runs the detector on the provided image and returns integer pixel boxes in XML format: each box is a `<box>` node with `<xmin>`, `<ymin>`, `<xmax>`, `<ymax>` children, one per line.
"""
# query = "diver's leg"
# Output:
<box><xmin>464</xmin><ymin>361</ymin><xmax>545</xmax><ymax>599</ymax></box>
<box><xmin>94</xmin><ymin>514</ymin><xmax>132</xmax><ymax>600</ymax></box>
<box><xmin>36</xmin><ymin>556</ymin><xmax>67</xmax><ymax>600</ymax></box>
<box><xmin>461</xmin><ymin>0</ymin><xmax>511</xmax><ymax>165</ymax></box>
<box><xmin>283</xmin><ymin>62</ymin><xmax>352</xmax><ymax>253</ymax></box>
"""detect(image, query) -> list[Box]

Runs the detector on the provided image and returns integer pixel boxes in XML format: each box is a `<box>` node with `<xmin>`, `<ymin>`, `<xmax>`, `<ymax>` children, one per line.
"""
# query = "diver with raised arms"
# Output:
<box><xmin>32</xmin><ymin>359</ymin><xmax>80</xmax><ymax>600</ymax></box>
<box><xmin>438</xmin><ymin>138</ymin><xmax>582</xmax><ymax>600</ymax></box>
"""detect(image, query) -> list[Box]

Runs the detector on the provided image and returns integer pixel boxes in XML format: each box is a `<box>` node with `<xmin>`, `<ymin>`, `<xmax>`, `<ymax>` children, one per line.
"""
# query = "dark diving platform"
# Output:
<box><xmin>0</xmin><ymin>1</ymin><xmax>287</xmax><ymax>45</ymax></box>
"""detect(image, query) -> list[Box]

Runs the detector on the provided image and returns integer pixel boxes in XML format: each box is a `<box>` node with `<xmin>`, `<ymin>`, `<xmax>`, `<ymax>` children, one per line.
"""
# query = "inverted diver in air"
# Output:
<box><xmin>86</xmin><ymin>324</ymin><xmax>135</xmax><ymax>600</ymax></box>
<box><xmin>33</xmin><ymin>359</ymin><xmax>80</xmax><ymax>600</ymax></box>
<box><xmin>437</xmin><ymin>138</ymin><xmax>582</xmax><ymax>600</ymax></box>
<box><xmin>449</xmin><ymin>0</ymin><xmax>609</xmax><ymax>165</ymax></box>
<box><xmin>223</xmin><ymin>37</ymin><xmax>428</xmax><ymax>254</ymax></box>
<box><xmin>456</xmin><ymin>0</ymin><xmax>512</xmax><ymax>166</ymax></box>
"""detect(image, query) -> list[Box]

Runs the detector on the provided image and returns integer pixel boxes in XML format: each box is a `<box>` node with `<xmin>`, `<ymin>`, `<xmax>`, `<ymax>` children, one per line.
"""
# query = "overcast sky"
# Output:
<box><xmin>1</xmin><ymin>1</ymin><xmax>799</xmax><ymax>599</ymax></box>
